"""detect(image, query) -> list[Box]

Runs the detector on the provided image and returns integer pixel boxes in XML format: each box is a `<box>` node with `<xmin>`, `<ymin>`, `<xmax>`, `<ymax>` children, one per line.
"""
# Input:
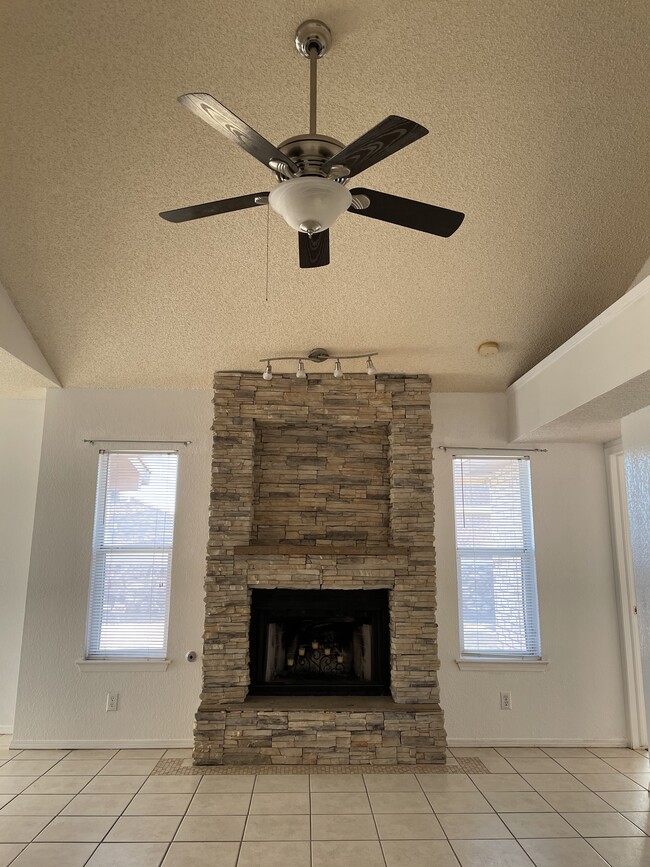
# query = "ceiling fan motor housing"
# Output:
<box><xmin>275</xmin><ymin>135</ymin><xmax>346</xmax><ymax>180</ymax></box>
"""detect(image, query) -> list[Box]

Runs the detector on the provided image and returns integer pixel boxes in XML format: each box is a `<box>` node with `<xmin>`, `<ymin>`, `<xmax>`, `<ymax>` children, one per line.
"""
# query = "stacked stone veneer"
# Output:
<box><xmin>195</xmin><ymin>372</ymin><xmax>446</xmax><ymax>765</ymax></box>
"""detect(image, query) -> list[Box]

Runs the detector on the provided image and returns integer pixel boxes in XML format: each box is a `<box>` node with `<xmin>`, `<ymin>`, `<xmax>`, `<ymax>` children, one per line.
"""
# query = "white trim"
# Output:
<box><xmin>604</xmin><ymin>443</ymin><xmax>647</xmax><ymax>748</ymax></box>
<box><xmin>9</xmin><ymin>738</ymin><xmax>193</xmax><ymax>749</ymax></box>
<box><xmin>76</xmin><ymin>659</ymin><xmax>170</xmax><ymax>672</ymax></box>
<box><xmin>448</xmin><ymin>737</ymin><xmax>629</xmax><ymax>747</ymax></box>
<box><xmin>456</xmin><ymin>657</ymin><xmax>549</xmax><ymax>671</ymax></box>
<box><xmin>508</xmin><ymin>278</ymin><xmax>650</xmax><ymax>393</ymax></box>
<box><xmin>0</xmin><ymin>726</ymin><xmax>13</xmax><ymax>735</ymax></box>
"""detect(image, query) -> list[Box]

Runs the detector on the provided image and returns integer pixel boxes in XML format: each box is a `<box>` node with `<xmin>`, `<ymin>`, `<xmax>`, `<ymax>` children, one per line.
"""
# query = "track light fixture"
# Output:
<box><xmin>259</xmin><ymin>348</ymin><xmax>378</xmax><ymax>380</ymax></box>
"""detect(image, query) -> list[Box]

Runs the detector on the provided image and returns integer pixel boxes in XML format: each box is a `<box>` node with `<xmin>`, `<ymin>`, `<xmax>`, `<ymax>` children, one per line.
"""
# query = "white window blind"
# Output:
<box><xmin>86</xmin><ymin>450</ymin><xmax>179</xmax><ymax>659</ymax></box>
<box><xmin>452</xmin><ymin>455</ymin><xmax>541</xmax><ymax>658</ymax></box>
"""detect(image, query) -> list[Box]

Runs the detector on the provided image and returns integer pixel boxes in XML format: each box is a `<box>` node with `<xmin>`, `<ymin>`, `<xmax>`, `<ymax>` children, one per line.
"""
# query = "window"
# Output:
<box><xmin>86</xmin><ymin>450</ymin><xmax>179</xmax><ymax>659</ymax></box>
<box><xmin>452</xmin><ymin>455</ymin><xmax>541</xmax><ymax>659</ymax></box>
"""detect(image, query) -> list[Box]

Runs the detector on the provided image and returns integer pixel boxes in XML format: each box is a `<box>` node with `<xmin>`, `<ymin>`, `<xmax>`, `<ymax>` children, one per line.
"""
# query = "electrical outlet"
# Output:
<box><xmin>106</xmin><ymin>693</ymin><xmax>118</xmax><ymax>712</ymax></box>
<box><xmin>500</xmin><ymin>691</ymin><xmax>512</xmax><ymax>710</ymax></box>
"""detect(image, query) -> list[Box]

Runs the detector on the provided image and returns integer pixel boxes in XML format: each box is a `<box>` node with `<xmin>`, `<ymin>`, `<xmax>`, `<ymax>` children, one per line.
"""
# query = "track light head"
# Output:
<box><xmin>366</xmin><ymin>357</ymin><xmax>377</xmax><ymax>376</ymax></box>
<box><xmin>333</xmin><ymin>359</ymin><xmax>343</xmax><ymax>379</ymax></box>
<box><xmin>262</xmin><ymin>361</ymin><xmax>273</xmax><ymax>381</ymax></box>
<box><xmin>296</xmin><ymin>360</ymin><xmax>307</xmax><ymax>378</ymax></box>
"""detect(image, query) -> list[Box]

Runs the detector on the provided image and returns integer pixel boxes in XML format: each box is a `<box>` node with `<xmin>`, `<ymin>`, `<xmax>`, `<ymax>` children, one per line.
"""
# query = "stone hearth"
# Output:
<box><xmin>194</xmin><ymin>372</ymin><xmax>446</xmax><ymax>765</ymax></box>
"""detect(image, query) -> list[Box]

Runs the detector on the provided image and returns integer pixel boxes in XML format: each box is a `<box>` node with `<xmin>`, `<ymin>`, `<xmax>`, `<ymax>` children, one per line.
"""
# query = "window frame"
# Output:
<box><xmin>84</xmin><ymin>448</ymin><xmax>179</xmax><ymax>662</ymax></box>
<box><xmin>451</xmin><ymin>453</ymin><xmax>543</xmax><ymax>663</ymax></box>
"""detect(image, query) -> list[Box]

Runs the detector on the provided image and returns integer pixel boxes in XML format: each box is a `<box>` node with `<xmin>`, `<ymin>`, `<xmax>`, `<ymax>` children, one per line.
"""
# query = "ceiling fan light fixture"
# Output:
<box><xmin>268</xmin><ymin>177</ymin><xmax>352</xmax><ymax>233</ymax></box>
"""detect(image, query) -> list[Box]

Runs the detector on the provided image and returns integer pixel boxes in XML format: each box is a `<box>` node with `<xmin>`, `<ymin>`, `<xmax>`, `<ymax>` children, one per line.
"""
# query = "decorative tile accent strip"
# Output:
<box><xmin>197</xmin><ymin>373</ymin><xmax>445</xmax><ymax>765</ymax></box>
<box><xmin>153</xmin><ymin>758</ymin><xmax>488</xmax><ymax>775</ymax></box>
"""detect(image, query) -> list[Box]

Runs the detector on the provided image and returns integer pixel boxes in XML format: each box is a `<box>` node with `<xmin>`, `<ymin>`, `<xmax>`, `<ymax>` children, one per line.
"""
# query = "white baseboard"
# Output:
<box><xmin>0</xmin><ymin>726</ymin><xmax>13</xmax><ymax>735</ymax></box>
<box><xmin>447</xmin><ymin>737</ymin><xmax>629</xmax><ymax>748</ymax></box>
<box><xmin>9</xmin><ymin>738</ymin><xmax>194</xmax><ymax>749</ymax></box>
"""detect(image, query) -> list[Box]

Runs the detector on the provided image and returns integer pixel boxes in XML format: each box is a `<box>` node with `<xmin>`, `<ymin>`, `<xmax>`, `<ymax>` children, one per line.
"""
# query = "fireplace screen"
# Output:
<box><xmin>249</xmin><ymin>589</ymin><xmax>390</xmax><ymax>696</ymax></box>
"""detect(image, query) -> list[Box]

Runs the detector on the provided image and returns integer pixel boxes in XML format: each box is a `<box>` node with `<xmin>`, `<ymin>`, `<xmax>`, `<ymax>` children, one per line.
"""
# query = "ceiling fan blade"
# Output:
<box><xmin>299</xmin><ymin>230</ymin><xmax>330</xmax><ymax>268</ymax></box>
<box><xmin>159</xmin><ymin>192</ymin><xmax>269</xmax><ymax>223</ymax></box>
<box><xmin>348</xmin><ymin>188</ymin><xmax>464</xmax><ymax>237</ymax></box>
<box><xmin>322</xmin><ymin>116</ymin><xmax>428</xmax><ymax>178</ymax></box>
<box><xmin>178</xmin><ymin>93</ymin><xmax>298</xmax><ymax>174</ymax></box>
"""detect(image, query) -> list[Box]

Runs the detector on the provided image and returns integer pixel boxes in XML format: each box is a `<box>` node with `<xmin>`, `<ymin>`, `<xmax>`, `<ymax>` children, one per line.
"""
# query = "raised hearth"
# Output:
<box><xmin>195</xmin><ymin>372</ymin><xmax>446</xmax><ymax>765</ymax></box>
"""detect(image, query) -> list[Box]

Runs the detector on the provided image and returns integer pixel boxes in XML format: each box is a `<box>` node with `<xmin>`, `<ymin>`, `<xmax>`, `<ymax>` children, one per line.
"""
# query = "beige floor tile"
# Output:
<box><xmin>174</xmin><ymin>815</ymin><xmax>246</xmax><ymax>842</ymax></box>
<box><xmin>196</xmin><ymin>776</ymin><xmax>255</xmax><ymax>794</ymax></box>
<box><xmin>311</xmin><ymin>814</ymin><xmax>378</xmax><ymax>841</ymax></box>
<box><xmin>417</xmin><ymin>774</ymin><xmax>476</xmax><ymax>793</ymax></box>
<box><xmin>438</xmin><ymin>813</ymin><xmax>512</xmax><ymax>839</ymax></box>
<box><xmin>604</xmin><ymin>757</ymin><xmax>650</xmax><ymax>774</ymax></box>
<box><xmin>369</xmin><ymin>791</ymin><xmax>432</xmax><ymax>814</ymax></box>
<box><xmin>596</xmin><ymin>790</ymin><xmax>650</xmax><ymax>811</ymax></box>
<box><xmin>34</xmin><ymin>816</ymin><xmax>115</xmax><ymax>842</ymax></box>
<box><xmin>0</xmin><ymin>800</ymin><xmax>11</xmax><ymax>811</ymax></box>
<box><xmin>310</xmin><ymin>775</ymin><xmax>366</xmax><ymax>792</ymax></box>
<box><xmin>162</xmin><ymin>750</ymin><xmax>193</xmax><ymax>760</ymax></box>
<box><xmin>250</xmin><ymin>793</ymin><xmax>310</xmax><ymax>816</ymax></box>
<box><xmin>22</xmin><ymin>776</ymin><xmax>92</xmax><ymax>796</ymax></box>
<box><xmin>82</xmin><ymin>777</ymin><xmax>147</xmax><ymax>795</ymax></box>
<box><xmin>506</xmin><ymin>758</ymin><xmax>566</xmax><ymax>774</ymax></box>
<box><xmin>253</xmin><ymin>775</ymin><xmax>309</xmax><ymax>793</ymax></box>
<box><xmin>187</xmin><ymin>793</ymin><xmax>251</xmax><ymax>816</ymax></box>
<box><xmin>244</xmin><ymin>814</ymin><xmax>310</xmax><ymax>841</ymax></box>
<box><xmin>98</xmin><ymin>760</ymin><xmax>159</xmax><ymax>776</ymax></box>
<box><xmin>85</xmin><ymin>841</ymin><xmax>168</xmax><ymax>866</ymax></box>
<box><xmin>65</xmin><ymin>751</ymin><xmax>117</xmax><ymax>762</ymax></box>
<box><xmin>470</xmin><ymin>774</ymin><xmax>533</xmax><ymax>792</ymax></box>
<box><xmin>46</xmin><ymin>761</ymin><xmax>109</xmax><ymax>776</ymax></box>
<box><xmin>590</xmin><ymin>748</ymin><xmax>642</xmax><ymax>758</ymax></box>
<box><xmin>0</xmin><ymin>780</ymin><xmax>37</xmax><ymax>796</ymax></box>
<box><xmin>0</xmin><ymin>817</ymin><xmax>51</xmax><ymax>843</ymax></box>
<box><xmin>574</xmin><ymin>773</ymin><xmax>643</xmax><ymax>791</ymax></box>
<box><xmin>622</xmin><ymin>812</ymin><xmax>650</xmax><ymax>833</ymax></box>
<box><xmin>123</xmin><ymin>793</ymin><xmax>191</xmax><ymax>816</ymax></box>
<box><xmin>310</xmin><ymin>793</ymin><xmax>371</xmax><ymax>814</ymax></box>
<box><xmin>239</xmin><ymin>840</ymin><xmax>311</xmax><ymax>866</ymax></box>
<box><xmin>451</xmin><ymin>839</ymin><xmax>534</xmax><ymax>866</ymax></box>
<box><xmin>484</xmin><ymin>791</ymin><xmax>554</xmax><ymax>813</ymax></box>
<box><xmin>521</xmin><ymin>774</ymin><xmax>589</xmax><ymax>792</ymax></box>
<box><xmin>383</xmin><ymin>839</ymin><xmax>461</xmax><ymax>866</ymax></box>
<box><xmin>588</xmin><ymin>837</ymin><xmax>650</xmax><ymax>867</ymax></box>
<box><xmin>139</xmin><ymin>776</ymin><xmax>200</xmax><ymax>795</ymax></box>
<box><xmin>500</xmin><ymin>812</ymin><xmax>579</xmax><ymax>838</ymax></box>
<box><xmin>105</xmin><ymin>815</ymin><xmax>181</xmax><ymax>842</ymax></box>
<box><xmin>562</xmin><ymin>812</ymin><xmax>646</xmax><ymax>837</ymax></box>
<box><xmin>540</xmin><ymin>791</ymin><xmax>613</xmax><ymax>812</ymax></box>
<box><xmin>161</xmin><ymin>841</ymin><xmax>239</xmax><ymax>867</ymax></box>
<box><xmin>363</xmin><ymin>773</ymin><xmax>420</xmax><ymax>792</ymax></box>
<box><xmin>61</xmin><ymin>793</ymin><xmax>134</xmax><ymax>816</ymax></box>
<box><xmin>0</xmin><ymin>794</ymin><xmax>73</xmax><ymax>816</ymax></box>
<box><xmin>373</xmin><ymin>812</ymin><xmax>445</xmax><ymax>840</ymax></box>
<box><xmin>543</xmin><ymin>748</ymin><xmax>595</xmax><ymax>758</ymax></box>
<box><xmin>114</xmin><ymin>751</ymin><xmax>165</xmax><ymax>760</ymax></box>
<box><xmin>425</xmin><ymin>791</ymin><xmax>493</xmax><ymax>813</ymax></box>
<box><xmin>10</xmin><ymin>841</ymin><xmax>97</xmax><ymax>866</ymax></box>
<box><xmin>520</xmin><ymin>837</ymin><xmax>610</xmax><ymax>866</ymax></box>
<box><xmin>312</xmin><ymin>840</ymin><xmax>384</xmax><ymax>867</ymax></box>
<box><xmin>450</xmin><ymin>748</ymin><xmax>500</xmax><ymax>757</ymax></box>
<box><xmin>621</xmin><ymin>772</ymin><xmax>650</xmax><ymax>787</ymax></box>
<box><xmin>497</xmin><ymin>748</ymin><xmax>546</xmax><ymax>758</ymax></box>
<box><xmin>0</xmin><ymin>843</ymin><xmax>26</xmax><ymax>866</ymax></box>
<box><xmin>0</xmin><ymin>762</ymin><xmax>56</xmax><ymax>777</ymax></box>
<box><xmin>480</xmin><ymin>757</ymin><xmax>518</xmax><ymax>773</ymax></box>
<box><xmin>554</xmin><ymin>757</ymin><xmax>615</xmax><ymax>774</ymax></box>
<box><xmin>12</xmin><ymin>751</ymin><xmax>70</xmax><ymax>762</ymax></box>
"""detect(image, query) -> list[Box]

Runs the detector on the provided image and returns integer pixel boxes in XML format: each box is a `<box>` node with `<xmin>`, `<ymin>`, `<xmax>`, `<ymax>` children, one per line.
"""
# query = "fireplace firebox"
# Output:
<box><xmin>249</xmin><ymin>589</ymin><xmax>390</xmax><ymax>696</ymax></box>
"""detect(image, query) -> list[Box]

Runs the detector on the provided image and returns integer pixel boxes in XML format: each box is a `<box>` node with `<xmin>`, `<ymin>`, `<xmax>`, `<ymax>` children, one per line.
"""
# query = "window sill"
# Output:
<box><xmin>455</xmin><ymin>657</ymin><xmax>549</xmax><ymax>671</ymax></box>
<box><xmin>76</xmin><ymin>659</ymin><xmax>170</xmax><ymax>672</ymax></box>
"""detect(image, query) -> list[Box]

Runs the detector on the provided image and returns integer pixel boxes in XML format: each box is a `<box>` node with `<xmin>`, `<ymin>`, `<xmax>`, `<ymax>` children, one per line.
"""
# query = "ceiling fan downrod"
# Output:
<box><xmin>294</xmin><ymin>20</ymin><xmax>332</xmax><ymax>136</ymax></box>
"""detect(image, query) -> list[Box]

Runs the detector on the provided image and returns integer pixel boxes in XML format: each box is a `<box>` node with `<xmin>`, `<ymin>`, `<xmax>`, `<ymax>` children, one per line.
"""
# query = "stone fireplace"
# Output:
<box><xmin>194</xmin><ymin>372</ymin><xmax>446</xmax><ymax>765</ymax></box>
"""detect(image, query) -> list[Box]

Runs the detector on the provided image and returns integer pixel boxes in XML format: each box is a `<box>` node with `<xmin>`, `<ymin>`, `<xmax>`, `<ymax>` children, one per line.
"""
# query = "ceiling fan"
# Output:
<box><xmin>160</xmin><ymin>20</ymin><xmax>465</xmax><ymax>268</ymax></box>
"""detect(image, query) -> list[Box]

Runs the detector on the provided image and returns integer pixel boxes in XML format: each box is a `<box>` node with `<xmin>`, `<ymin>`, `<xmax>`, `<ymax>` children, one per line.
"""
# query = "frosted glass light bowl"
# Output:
<box><xmin>268</xmin><ymin>177</ymin><xmax>352</xmax><ymax>233</ymax></box>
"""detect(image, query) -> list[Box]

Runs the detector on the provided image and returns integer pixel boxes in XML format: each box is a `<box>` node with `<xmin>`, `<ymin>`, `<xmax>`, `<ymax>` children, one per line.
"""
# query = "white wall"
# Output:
<box><xmin>12</xmin><ymin>389</ymin><xmax>213</xmax><ymax>747</ymax></box>
<box><xmin>622</xmin><ymin>405</ymin><xmax>650</xmax><ymax>747</ymax></box>
<box><xmin>0</xmin><ymin>399</ymin><xmax>45</xmax><ymax>732</ymax></box>
<box><xmin>433</xmin><ymin>393</ymin><xmax>628</xmax><ymax>745</ymax></box>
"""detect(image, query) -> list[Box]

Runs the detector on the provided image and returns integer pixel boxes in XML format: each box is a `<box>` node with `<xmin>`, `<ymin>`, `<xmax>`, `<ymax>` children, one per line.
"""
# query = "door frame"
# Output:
<box><xmin>605</xmin><ymin>440</ymin><xmax>647</xmax><ymax>748</ymax></box>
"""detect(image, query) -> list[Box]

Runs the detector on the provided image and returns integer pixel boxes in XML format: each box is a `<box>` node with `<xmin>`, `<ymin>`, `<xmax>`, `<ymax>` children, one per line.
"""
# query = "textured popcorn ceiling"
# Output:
<box><xmin>0</xmin><ymin>0</ymin><xmax>649</xmax><ymax>390</ymax></box>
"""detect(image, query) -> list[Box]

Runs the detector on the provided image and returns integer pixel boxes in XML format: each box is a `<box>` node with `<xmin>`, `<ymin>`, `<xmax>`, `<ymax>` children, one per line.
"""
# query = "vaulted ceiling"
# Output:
<box><xmin>1</xmin><ymin>0</ymin><xmax>649</xmax><ymax>391</ymax></box>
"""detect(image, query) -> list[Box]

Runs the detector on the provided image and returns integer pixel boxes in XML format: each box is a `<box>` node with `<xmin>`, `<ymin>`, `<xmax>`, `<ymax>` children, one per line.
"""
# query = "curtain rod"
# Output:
<box><xmin>437</xmin><ymin>446</ymin><xmax>547</xmax><ymax>453</ymax></box>
<box><xmin>83</xmin><ymin>439</ymin><xmax>192</xmax><ymax>446</ymax></box>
